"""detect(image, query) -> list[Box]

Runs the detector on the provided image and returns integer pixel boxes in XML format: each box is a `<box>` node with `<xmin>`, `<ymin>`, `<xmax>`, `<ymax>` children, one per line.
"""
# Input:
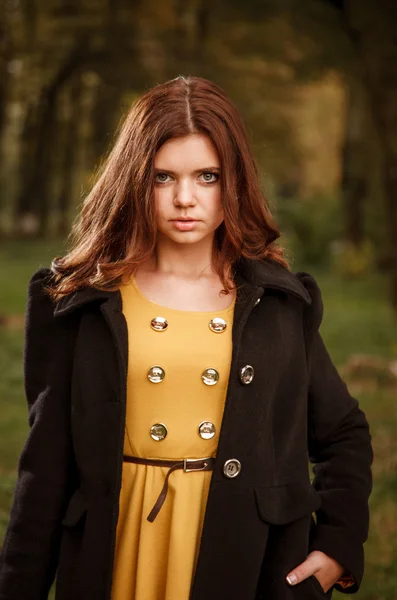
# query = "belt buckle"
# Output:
<box><xmin>183</xmin><ymin>457</ymin><xmax>212</xmax><ymax>473</ymax></box>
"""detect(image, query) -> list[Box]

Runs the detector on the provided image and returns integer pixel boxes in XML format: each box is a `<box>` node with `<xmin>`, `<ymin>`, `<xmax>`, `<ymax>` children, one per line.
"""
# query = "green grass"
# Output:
<box><xmin>0</xmin><ymin>239</ymin><xmax>64</xmax><ymax>314</ymax></box>
<box><xmin>0</xmin><ymin>241</ymin><xmax>396</xmax><ymax>599</ymax></box>
<box><xmin>296</xmin><ymin>266</ymin><xmax>397</xmax><ymax>364</ymax></box>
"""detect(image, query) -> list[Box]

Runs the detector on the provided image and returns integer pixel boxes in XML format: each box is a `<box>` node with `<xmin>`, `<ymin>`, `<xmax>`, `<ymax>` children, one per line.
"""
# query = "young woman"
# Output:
<box><xmin>0</xmin><ymin>76</ymin><xmax>372</xmax><ymax>600</ymax></box>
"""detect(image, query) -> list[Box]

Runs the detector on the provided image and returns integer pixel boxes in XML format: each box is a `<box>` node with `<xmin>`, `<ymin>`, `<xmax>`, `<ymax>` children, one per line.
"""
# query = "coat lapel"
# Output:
<box><xmin>189</xmin><ymin>259</ymin><xmax>287</xmax><ymax>599</ymax></box>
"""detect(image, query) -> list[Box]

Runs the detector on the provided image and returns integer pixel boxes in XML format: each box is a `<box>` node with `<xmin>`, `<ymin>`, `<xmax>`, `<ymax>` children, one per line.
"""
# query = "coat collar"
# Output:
<box><xmin>53</xmin><ymin>256</ymin><xmax>311</xmax><ymax>318</ymax></box>
<box><xmin>234</xmin><ymin>256</ymin><xmax>311</xmax><ymax>304</ymax></box>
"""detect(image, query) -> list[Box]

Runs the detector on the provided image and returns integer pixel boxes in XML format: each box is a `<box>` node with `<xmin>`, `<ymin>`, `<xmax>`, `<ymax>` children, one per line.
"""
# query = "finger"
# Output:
<box><xmin>286</xmin><ymin>554</ymin><xmax>321</xmax><ymax>586</ymax></box>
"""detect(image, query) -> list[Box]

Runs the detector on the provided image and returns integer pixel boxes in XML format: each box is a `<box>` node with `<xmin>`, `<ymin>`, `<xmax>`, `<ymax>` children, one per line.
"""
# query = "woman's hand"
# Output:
<box><xmin>286</xmin><ymin>550</ymin><xmax>345</xmax><ymax>593</ymax></box>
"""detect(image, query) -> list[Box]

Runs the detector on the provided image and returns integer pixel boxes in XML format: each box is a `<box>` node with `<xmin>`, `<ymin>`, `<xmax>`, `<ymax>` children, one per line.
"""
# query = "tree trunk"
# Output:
<box><xmin>56</xmin><ymin>75</ymin><xmax>83</xmax><ymax>237</ymax></box>
<box><xmin>340</xmin><ymin>77</ymin><xmax>368</xmax><ymax>246</ymax></box>
<box><xmin>14</xmin><ymin>40</ymin><xmax>87</xmax><ymax>237</ymax></box>
<box><xmin>0</xmin><ymin>14</ymin><xmax>11</xmax><ymax>237</ymax></box>
<box><xmin>0</xmin><ymin>19</ymin><xmax>10</xmax><ymax>138</ymax></box>
<box><xmin>13</xmin><ymin>103</ymin><xmax>41</xmax><ymax>235</ymax></box>
<box><xmin>13</xmin><ymin>88</ymin><xmax>59</xmax><ymax>237</ymax></box>
<box><xmin>88</xmin><ymin>80</ymin><xmax>124</xmax><ymax>167</ymax></box>
<box><xmin>343</xmin><ymin>0</ymin><xmax>397</xmax><ymax>307</ymax></box>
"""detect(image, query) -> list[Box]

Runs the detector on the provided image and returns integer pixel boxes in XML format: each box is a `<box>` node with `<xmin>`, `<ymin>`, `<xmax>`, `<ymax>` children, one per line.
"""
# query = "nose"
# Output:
<box><xmin>174</xmin><ymin>178</ymin><xmax>197</xmax><ymax>207</ymax></box>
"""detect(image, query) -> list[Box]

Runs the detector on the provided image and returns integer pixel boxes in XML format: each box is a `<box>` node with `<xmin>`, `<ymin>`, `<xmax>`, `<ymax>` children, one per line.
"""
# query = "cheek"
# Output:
<box><xmin>205</xmin><ymin>187</ymin><xmax>222</xmax><ymax>212</ymax></box>
<box><xmin>154</xmin><ymin>189</ymin><xmax>168</xmax><ymax>217</ymax></box>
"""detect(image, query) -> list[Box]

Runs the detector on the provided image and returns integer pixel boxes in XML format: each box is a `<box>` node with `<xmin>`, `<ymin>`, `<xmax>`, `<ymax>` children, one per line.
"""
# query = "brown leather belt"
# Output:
<box><xmin>123</xmin><ymin>455</ymin><xmax>215</xmax><ymax>522</ymax></box>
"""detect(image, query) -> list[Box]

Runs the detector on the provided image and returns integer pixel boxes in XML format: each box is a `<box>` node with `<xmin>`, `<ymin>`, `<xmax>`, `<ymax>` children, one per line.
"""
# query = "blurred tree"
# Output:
<box><xmin>324</xmin><ymin>0</ymin><xmax>397</xmax><ymax>304</ymax></box>
<box><xmin>14</xmin><ymin>37</ymin><xmax>88</xmax><ymax>236</ymax></box>
<box><xmin>55</xmin><ymin>73</ymin><xmax>83</xmax><ymax>237</ymax></box>
<box><xmin>1</xmin><ymin>0</ymin><xmax>394</xmax><ymax>310</ymax></box>
<box><xmin>284</xmin><ymin>0</ymin><xmax>371</xmax><ymax>251</ymax></box>
<box><xmin>0</xmin><ymin>1</ymin><xmax>13</xmax><ymax>223</ymax></box>
<box><xmin>0</xmin><ymin>11</ymin><xmax>10</xmax><ymax>138</ymax></box>
<box><xmin>10</xmin><ymin>0</ymin><xmax>148</xmax><ymax>236</ymax></box>
<box><xmin>340</xmin><ymin>76</ymin><xmax>369</xmax><ymax>247</ymax></box>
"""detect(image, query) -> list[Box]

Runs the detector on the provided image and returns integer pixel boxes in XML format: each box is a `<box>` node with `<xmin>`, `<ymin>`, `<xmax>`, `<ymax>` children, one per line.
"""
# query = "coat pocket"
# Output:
<box><xmin>308</xmin><ymin>574</ymin><xmax>333</xmax><ymax>598</ymax></box>
<box><xmin>61</xmin><ymin>488</ymin><xmax>87</xmax><ymax>527</ymax></box>
<box><xmin>254</xmin><ymin>482</ymin><xmax>321</xmax><ymax>525</ymax></box>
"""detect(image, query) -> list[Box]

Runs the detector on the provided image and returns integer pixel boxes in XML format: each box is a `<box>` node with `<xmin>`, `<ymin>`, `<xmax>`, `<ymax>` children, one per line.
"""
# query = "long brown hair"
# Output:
<box><xmin>48</xmin><ymin>75</ymin><xmax>288</xmax><ymax>301</ymax></box>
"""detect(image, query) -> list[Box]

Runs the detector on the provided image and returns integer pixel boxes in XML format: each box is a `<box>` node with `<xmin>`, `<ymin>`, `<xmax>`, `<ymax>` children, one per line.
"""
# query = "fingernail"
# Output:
<box><xmin>286</xmin><ymin>574</ymin><xmax>298</xmax><ymax>585</ymax></box>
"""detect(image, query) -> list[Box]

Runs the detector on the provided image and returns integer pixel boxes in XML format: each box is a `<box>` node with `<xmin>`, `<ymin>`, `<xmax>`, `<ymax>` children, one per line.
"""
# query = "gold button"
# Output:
<box><xmin>151</xmin><ymin>316</ymin><xmax>168</xmax><ymax>331</ymax></box>
<box><xmin>209</xmin><ymin>317</ymin><xmax>227</xmax><ymax>333</ymax></box>
<box><xmin>198</xmin><ymin>421</ymin><xmax>216</xmax><ymax>439</ymax></box>
<box><xmin>147</xmin><ymin>365</ymin><xmax>165</xmax><ymax>383</ymax></box>
<box><xmin>150</xmin><ymin>423</ymin><xmax>168</xmax><ymax>441</ymax></box>
<box><xmin>201</xmin><ymin>368</ymin><xmax>219</xmax><ymax>386</ymax></box>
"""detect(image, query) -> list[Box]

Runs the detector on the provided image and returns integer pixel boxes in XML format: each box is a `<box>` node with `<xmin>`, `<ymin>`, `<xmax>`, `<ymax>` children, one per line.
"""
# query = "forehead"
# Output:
<box><xmin>154</xmin><ymin>134</ymin><xmax>220</xmax><ymax>170</ymax></box>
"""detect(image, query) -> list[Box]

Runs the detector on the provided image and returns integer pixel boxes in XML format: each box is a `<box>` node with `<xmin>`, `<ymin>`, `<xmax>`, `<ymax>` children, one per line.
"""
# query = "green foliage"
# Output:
<box><xmin>276</xmin><ymin>193</ymin><xmax>343</xmax><ymax>268</ymax></box>
<box><xmin>307</xmin><ymin>270</ymin><xmax>397</xmax><ymax>364</ymax></box>
<box><xmin>330</xmin><ymin>239</ymin><xmax>376</xmax><ymax>278</ymax></box>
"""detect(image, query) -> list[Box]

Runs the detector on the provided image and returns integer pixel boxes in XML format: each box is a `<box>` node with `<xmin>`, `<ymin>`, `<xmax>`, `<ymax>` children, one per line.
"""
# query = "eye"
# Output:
<box><xmin>199</xmin><ymin>172</ymin><xmax>219</xmax><ymax>183</ymax></box>
<box><xmin>155</xmin><ymin>172</ymin><xmax>171</xmax><ymax>183</ymax></box>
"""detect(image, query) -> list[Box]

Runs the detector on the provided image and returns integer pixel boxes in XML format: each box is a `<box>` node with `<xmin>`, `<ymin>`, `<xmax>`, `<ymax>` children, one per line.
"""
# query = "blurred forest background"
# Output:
<box><xmin>1</xmin><ymin>0</ymin><xmax>397</xmax><ymax>598</ymax></box>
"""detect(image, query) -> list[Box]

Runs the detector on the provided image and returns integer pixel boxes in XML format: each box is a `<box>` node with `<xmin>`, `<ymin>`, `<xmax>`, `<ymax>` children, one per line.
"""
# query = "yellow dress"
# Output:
<box><xmin>111</xmin><ymin>275</ymin><xmax>236</xmax><ymax>600</ymax></box>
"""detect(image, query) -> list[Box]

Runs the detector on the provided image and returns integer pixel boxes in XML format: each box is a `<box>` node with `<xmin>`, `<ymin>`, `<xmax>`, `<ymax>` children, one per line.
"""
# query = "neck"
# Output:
<box><xmin>146</xmin><ymin>234</ymin><xmax>216</xmax><ymax>280</ymax></box>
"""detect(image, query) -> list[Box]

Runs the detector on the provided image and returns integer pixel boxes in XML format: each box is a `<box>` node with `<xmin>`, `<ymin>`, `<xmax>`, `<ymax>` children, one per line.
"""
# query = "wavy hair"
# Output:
<box><xmin>48</xmin><ymin>75</ymin><xmax>288</xmax><ymax>301</ymax></box>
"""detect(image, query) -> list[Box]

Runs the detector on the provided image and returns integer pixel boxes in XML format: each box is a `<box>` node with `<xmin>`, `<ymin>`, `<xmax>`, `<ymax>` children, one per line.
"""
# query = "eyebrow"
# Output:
<box><xmin>154</xmin><ymin>167</ymin><xmax>220</xmax><ymax>174</ymax></box>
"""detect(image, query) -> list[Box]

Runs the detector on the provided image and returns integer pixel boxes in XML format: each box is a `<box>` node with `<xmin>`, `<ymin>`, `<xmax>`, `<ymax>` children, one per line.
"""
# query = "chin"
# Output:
<box><xmin>158</xmin><ymin>226</ymin><xmax>207</xmax><ymax>244</ymax></box>
<box><xmin>168</xmin><ymin>233</ymin><xmax>205</xmax><ymax>244</ymax></box>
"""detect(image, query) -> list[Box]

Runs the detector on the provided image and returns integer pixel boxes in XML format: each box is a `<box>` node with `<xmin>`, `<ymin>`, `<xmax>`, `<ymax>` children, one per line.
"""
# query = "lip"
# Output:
<box><xmin>171</xmin><ymin>219</ymin><xmax>198</xmax><ymax>231</ymax></box>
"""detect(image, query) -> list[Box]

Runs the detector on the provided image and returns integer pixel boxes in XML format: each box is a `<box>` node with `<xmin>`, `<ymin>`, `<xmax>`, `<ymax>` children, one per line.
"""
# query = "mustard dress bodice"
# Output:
<box><xmin>110</xmin><ymin>275</ymin><xmax>236</xmax><ymax>600</ymax></box>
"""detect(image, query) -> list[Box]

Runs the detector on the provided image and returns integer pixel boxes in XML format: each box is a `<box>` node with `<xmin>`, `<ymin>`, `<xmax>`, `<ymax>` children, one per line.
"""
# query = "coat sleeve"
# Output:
<box><xmin>295</xmin><ymin>272</ymin><xmax>373</xmax><ymax>595</ymax></box>
<box><xmin>0</xmin><ymin>268</ymin><xmax>79</xmax><ymax>600</ymax></box>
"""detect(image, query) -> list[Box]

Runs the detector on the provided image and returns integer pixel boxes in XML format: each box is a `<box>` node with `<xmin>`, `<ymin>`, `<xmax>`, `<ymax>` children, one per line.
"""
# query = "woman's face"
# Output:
<box><xmin>153</xmin><ymin>133</ymin><xmax>223</xmax><ymax>246</ymax></box>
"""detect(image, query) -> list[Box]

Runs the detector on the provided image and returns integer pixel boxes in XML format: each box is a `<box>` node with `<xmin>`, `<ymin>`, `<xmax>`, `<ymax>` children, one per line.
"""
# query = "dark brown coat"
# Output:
<box><xmin>0</xmin><ymin>257</ymin><xmax>373</xmax><ymax>600</ymax></box>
